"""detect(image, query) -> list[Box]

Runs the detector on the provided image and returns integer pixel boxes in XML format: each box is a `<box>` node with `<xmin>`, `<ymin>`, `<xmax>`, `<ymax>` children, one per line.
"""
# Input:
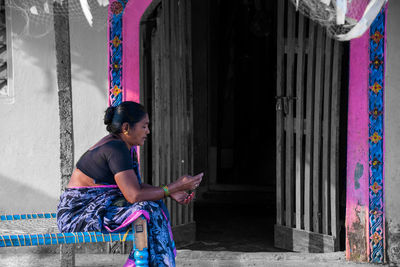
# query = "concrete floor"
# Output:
<box><xmin>0</xmin><ymin>250</ymin><xmax>387</xmax><ymax>267</ymax></box>
<box><xmin>0</xmin><ymin>198</ymin><xmax>386</xmax><ymax>266</ymax></box>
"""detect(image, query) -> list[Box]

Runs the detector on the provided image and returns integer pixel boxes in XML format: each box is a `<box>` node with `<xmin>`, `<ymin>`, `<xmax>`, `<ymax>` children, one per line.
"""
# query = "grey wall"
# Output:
<box><xmin>0</xmin><ymin>7</ymin><xmax>60</xmax><ymax>213</ymax></box>
<box><xmin>0</xmin><ymin>4</ymin><xmax>108</xmax><ymax>213</ymax></box>
<box><xmin>69</xmin><ymin>9</ymin><xmax>108</xmax><ymax>163</ymax></box>
<box><xmin>385</xmin><ymin>1</ymin><xmax>400</xmax><ymax>263</ymax></box>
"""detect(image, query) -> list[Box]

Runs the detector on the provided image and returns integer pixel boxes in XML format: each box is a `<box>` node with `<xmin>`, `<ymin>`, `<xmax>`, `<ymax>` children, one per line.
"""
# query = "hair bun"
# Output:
<box><xmin>104</xmin><ymin>106</ymin><xmax>116</xmax><ymax>126</ymax></box>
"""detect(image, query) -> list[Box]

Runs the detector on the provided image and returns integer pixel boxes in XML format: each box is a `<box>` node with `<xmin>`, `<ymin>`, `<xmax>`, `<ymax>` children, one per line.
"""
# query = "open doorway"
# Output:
<box><xmin>189</xmin><ymin>0</ymin><xmax>279</xmax><ymax>251</ymax></box>
<box><xmin>190</xmin><ymin>0</ymin><xmax>348</xmax><ymax>252</ymax></box>
<box><xmin>140</xmin><ymin>0</ymin><xmax>348</xmax><ymax>252</ymax></box>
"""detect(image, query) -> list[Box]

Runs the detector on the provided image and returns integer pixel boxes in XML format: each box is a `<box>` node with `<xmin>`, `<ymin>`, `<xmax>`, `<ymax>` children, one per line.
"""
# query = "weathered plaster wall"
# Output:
<box><xmin>0</xmin><ymin>6</ymin><xmax>110</xmax><ymax>213</ymax></box>
<box><xmin>0</xmin><ymin>10</ymin><xmax>60</xmax><ymax>212</ymax></box>
<box><xmin>385</xmin><ymin>1</ymin><xmax>400</xmax><ymax>263</ymax></box>
<box><xmin>69</xmin><ymin>13</ymin><xmax>108</xmax><ymax>162</ymax></box>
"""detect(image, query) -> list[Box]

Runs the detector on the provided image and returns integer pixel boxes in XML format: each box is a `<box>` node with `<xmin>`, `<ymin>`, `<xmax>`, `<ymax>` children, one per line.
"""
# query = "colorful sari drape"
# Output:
<box><xmin>56</xmin><ymin>148</ymin><xmax>176</xmax><ymax>266</ymax></box>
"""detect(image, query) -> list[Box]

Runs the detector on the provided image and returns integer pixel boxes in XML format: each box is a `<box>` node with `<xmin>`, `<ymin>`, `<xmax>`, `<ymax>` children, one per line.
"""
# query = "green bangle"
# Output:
<box><xmin>161</xmin><ymin>185</ymin><xmax>170</xmax><ymax>197</ymax></box>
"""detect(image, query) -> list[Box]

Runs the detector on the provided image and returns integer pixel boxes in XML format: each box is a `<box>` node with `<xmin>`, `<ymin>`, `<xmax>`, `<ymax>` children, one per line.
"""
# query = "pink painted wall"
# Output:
<box><xmin>122</xmin><ymin>0</ymin><xmax>153</xmax><ymax>103</ymax></box>
<box><xmin>345</xmin><ymin>31</ymin><xmax>370</xmax><ymax>261</ymax></box>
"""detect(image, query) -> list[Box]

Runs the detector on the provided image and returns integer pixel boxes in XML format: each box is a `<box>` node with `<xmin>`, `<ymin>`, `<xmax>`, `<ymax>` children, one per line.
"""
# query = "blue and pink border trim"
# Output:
<box><xmin>368</xmin><ymin>6</ymin><xmax>386</xmax><ymax>263</ymax></box>
<box><xmin>108</xmin><ymin>0</ymin><xmax>128</xmax><ymax>107</ymax></box>
<box><xmin>346</xmin><ymin>4</ymin><xmax>387</xmax><ymax>263</ymax></box>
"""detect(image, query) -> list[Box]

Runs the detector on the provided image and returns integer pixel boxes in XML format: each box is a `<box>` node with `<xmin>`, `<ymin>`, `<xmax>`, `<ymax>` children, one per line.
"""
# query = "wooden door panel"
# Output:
<box><xmin>275</xmin><ymin>0</ymin><xmax>344</xmax><ymax>252</ymax></box>
<box><xmin>140</xmin><ymin>0</ymin><xmax>195</xmax><ymax>246</ymax></box>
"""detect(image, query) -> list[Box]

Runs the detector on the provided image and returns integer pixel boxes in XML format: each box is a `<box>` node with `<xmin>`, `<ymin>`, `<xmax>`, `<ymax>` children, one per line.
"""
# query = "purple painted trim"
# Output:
<box><xmin>67</xmin><ymin>185</ymin><xmax>118</xmax><ymax>189</ymax></box>
<box><xmin>173</xmin><ymin>248</ymin><xmax>177</xmax><ymax>257</ymax></box>
<box><xmin>104</xmin><ymin>210</ymin><xmax>150</xmax><ymax>232</ymax></box>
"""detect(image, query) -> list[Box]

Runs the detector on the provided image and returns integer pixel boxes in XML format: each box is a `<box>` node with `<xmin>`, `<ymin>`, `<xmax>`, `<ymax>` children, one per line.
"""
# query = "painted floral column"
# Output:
<box><xmin>108</xmin><ymin>0</ymin><xmax>152</xmax><ymax>107</ymax></box>
<box><xmin>346</xmin><ymin>6</ymin><xmax>386</xmax><ymax>264</ymax></box>
<box><xmin>367</xmin><ymin>7</ymin><xmax>386</xmax><ymax>263</ymax></box>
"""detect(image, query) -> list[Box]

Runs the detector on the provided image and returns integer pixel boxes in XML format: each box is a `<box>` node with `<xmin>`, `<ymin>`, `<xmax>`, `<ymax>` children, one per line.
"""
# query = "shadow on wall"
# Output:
<box><xmin>0</xmin><ymin>173</ymin><xmax>59</xmax><ymax>214</ymax></box>
<box><xmin>9</xmin><ymin>0</ymin><xmax>108</xmax><ymax>94</ymax></box>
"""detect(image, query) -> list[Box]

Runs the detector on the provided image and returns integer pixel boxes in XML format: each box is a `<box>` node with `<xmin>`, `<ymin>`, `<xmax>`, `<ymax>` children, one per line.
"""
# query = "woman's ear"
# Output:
<box><xmin>121</xmin><ymin>122</ymin><xmax>130</xmax><ymax>133</ymax></box>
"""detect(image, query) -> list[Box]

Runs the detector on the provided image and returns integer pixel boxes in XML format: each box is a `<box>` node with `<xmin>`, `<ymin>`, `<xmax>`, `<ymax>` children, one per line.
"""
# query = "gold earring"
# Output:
<box><xmin>124</xmin><ymin>131</ymin><xmax>128</xmax><ymax>135</ymax></box>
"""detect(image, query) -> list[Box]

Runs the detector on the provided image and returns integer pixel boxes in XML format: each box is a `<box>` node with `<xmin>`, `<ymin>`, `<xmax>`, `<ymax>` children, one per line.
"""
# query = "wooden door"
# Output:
<box><xmin>139</xmin><ymin>0</ymin><xmax>195</xmax><ymax>246</ymax></box>
<box><xmin>275</xmin><ymin>0</ymin><xmax>345</xmax><ymax>252</ymax></box>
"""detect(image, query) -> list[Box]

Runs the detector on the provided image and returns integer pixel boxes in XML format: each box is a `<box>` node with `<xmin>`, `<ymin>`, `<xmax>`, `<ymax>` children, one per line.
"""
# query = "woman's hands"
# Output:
<box><xmin>168</xmin><ymin>172</ymin><xmax>203</xmax><ymax>205</ymax></box>
<box><xmin>174</xmin><ymin>173</ymin><xmax>203</xmax><ymax>191</ymax></box>
<box><xmin>170</xmin><ymin>191</ymin><xmax>195</xmax><ymax>205</ymax></box>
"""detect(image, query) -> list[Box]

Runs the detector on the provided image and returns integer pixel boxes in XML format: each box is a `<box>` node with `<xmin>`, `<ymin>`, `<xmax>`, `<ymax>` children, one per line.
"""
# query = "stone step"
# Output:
<box><xmin>176</xmin><ymin>250</ymin><xmax>378</xmax><ymax>267</ymax></box>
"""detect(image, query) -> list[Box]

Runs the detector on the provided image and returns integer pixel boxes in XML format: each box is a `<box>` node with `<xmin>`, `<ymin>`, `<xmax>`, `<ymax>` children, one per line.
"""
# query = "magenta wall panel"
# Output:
<box><xmin>346</xmin><ymin>27</ymin><xmax>370</xmax><ymax>263</ymax></box>
<box><xmin>108</xmin><ymin>0</ymin><xmax>152</xmax><ymax>106</ymax></box>
<box><xmin>346</xmin><ymin>6</ymin><xmax>387</xmax><ymax>263</ymax></box>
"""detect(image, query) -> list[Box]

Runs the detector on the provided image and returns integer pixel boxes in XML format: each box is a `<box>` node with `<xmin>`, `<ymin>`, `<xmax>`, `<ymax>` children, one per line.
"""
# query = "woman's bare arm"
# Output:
<box><xmin>115</xmin><ymin>170</ymin><xmax>203</xmax><ymax>203</ymax></box>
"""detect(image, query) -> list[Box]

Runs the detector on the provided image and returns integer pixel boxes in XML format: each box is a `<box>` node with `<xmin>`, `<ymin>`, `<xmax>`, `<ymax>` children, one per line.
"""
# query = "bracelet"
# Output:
<box><xmin>161</xmin><ymin>185</ymin><xmax>170</xmax><ymax>197</ymax></box>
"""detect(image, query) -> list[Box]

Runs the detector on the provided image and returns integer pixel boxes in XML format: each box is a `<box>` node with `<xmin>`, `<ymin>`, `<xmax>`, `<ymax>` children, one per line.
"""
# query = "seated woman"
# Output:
<box><xmin>57</xmin><ymin>101</ymin><xmax>203</xmax><ymax>267</ymax></box>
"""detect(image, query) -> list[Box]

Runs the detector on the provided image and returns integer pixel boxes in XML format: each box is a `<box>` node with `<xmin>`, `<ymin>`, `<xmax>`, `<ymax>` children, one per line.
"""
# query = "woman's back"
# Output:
<box><xmin>76</xmin><ymin>136</ymin><xmax>133</xmax><ymax>185</ymax></box>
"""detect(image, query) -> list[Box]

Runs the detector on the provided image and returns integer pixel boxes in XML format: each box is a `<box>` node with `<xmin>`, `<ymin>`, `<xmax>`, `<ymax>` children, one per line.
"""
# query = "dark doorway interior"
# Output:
<box><xmin>188</xmin><ymin>0</ymin><xmax>348</xmax><ymax>252</ymax></box>
<box><xmin>213</xmin><ymin>0</ymin><xmax>277</xmax><ymax>187</ymax></box>
<box><xmin>188</xmin><ymin>0</ymin><xmax>280</xmax><ymax>252</ymax></box>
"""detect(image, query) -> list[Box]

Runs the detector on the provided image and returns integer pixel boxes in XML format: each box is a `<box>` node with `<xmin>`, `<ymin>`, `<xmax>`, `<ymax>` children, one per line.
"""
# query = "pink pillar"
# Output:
<box><xmin>108</xmin><ymin>0</ymin><xmax>152</xmax><ymax>106</ymax></box>
<box><xmin>345</xmin><ymin>32</ymin><xmax>370</xmax><ymax>262</ymax></box>
<box><xmin>122</xmin><ymin>0</ymin><xmax>153</xmax><ymax>103</ymax></box>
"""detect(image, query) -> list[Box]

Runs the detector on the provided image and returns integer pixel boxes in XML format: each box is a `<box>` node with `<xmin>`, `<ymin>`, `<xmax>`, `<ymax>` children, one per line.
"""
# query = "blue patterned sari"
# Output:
<box><xmin>57</xmin><ymin>149</ymin><xmax>176</xmax><ymax>266</ymax></box>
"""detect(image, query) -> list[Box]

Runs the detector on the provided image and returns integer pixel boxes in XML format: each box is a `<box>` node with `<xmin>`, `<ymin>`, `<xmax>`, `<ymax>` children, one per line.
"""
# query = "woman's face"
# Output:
<box><xmin>129</xmin><ymin>113</ymin><xmax>150</xmax><ymax>146</ymax></box>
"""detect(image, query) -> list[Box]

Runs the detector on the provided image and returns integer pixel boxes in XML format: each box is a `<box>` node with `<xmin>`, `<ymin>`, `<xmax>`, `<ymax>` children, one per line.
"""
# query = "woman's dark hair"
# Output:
<box><xmin>104</xmin><ymin>101</ymin><xmax>147</xmax><ymax>134</ymax></box>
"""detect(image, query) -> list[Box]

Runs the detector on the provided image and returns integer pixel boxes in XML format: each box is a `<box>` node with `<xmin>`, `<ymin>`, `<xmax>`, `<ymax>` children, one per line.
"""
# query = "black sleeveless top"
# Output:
<box><xmin>76</xmin><ymin>139</ymin><xmax>134</xmax><ymax>185</ymax></box>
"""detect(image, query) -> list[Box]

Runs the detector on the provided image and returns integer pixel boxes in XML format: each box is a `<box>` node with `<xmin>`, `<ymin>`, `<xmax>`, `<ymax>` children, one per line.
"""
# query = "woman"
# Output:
<box><xmin>57</xmin><ymin>101</ymin><xmax>203</xmax><ymax>267</ymax></box>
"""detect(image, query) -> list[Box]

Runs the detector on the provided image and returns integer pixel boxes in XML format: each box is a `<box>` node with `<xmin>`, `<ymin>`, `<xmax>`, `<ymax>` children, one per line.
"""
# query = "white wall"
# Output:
<box><xmin>69</xmin><ymin>10</ymin><xmax>109</xmax><ymax>163</ymax></box>
<box><xmin>0</xmin><ymin>8</ymin><xmax>60</xmax><ymax>213</ymax></box>
<box><xmin>385</xmin><ymin>1</ymin><xmax>400</xmax><ymax>264</ymax></box>
<box><xmin>0</xmin><ymin>4</ymin><xmax>109</xmax><ymax>213</ymax></box>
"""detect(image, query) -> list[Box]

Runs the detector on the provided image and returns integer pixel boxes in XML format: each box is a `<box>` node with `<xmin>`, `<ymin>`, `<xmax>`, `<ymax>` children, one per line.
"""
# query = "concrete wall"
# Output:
<box><xmin>69</xmin><ymin>9</ymin><xmax>108</xmax><ymax>163</ymax></box>
<box><xmin>0</xmin><ymin>8</ymin><xmax>60</xmax><ymax>213</ymax></box>
<box><xmin>385</xmin><ymin>1</ymin><xmax>400</xmax><ymax>264</ymax></box>
<box><xmin>0</xmin><ymin>5</ymin><xmax>109</xmax><ymax>213</ymax></box>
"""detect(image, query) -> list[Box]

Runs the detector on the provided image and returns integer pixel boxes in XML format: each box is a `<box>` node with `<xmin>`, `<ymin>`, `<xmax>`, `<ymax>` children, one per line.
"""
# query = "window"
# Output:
<box><xmin>0</xmin><ymin>0</ymin><xmax>13</xmax><ymax>103</ymax></box>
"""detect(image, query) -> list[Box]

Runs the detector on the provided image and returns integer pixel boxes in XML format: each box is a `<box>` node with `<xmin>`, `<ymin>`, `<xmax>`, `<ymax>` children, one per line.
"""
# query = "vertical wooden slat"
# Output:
<box><xmin>152</xmin><ymin>19</ymin><xmax>161</xmax><ymax>188</ymax></box>
<box><xmin>285</xmin><ymin>1</ymin><xmax>296</xmax><ymax>228</ymax></box>
<box><xmin>312</xmin><ymin>26</ymin><xmax>325</xmax><ymax>233</ymax></box>
<box><xmin>187</xmin><ymin>0</ymin><xmax>195</xmax><ymax>224</ymax></box>
<box><xmin>178</xmin><ymin>0</ymin><xmax>184</xmax><ymax>226</ymax></box>
<box><xmin>295</xmin><ymin>13</ymin><xmax>306</xmax><ymax>230</ymax></box>
<box><xmin>160</xmin><ymin>3</ymin><xmax>168</xmax><ymax>201</ymax></box>
<box><xmin>178</xmin><ymin>0</ymin><xmax>185</xmax><ymax>225</ymax></box>
<box><xmin>322</xmin><ymin>35</ymin><xmax>332</xmax><ymax>235</ymax></box>
<box><xmin>161</xmin><ymin>0</ymin><xmax>173</xmax><ymax>224</ymax></box>
<box><xmin>183</xmin><ymin>0</ymin><xmax>194</xmax><ymax>225</ymax></box>
<box><xmin>169</xmin><ymin>0</ymin><xmax>180</xmax><ymax>227</ymax></box>
<box><xmin>330</xmin><ymin>40</ymin><xmax>342</xmax><ymax>240</ymax></box>
<box><xmin>304</xmin><ymin>20</ymin><xmax>316</xmax><ymax>232</ymax></box>
<box><xmin>184</xmin><ymin>0</ymin><xmax>190</xmax><ymax>225</ymax></box>
<box><xmin>276</xmin><ymin>0</ymin><xmax>285</xmax><ymax>226</ymax></box>
<box><xmin>139</xmin><ymin>19</ymin><xmax>147</xmax><ymax>182</ymax></box>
